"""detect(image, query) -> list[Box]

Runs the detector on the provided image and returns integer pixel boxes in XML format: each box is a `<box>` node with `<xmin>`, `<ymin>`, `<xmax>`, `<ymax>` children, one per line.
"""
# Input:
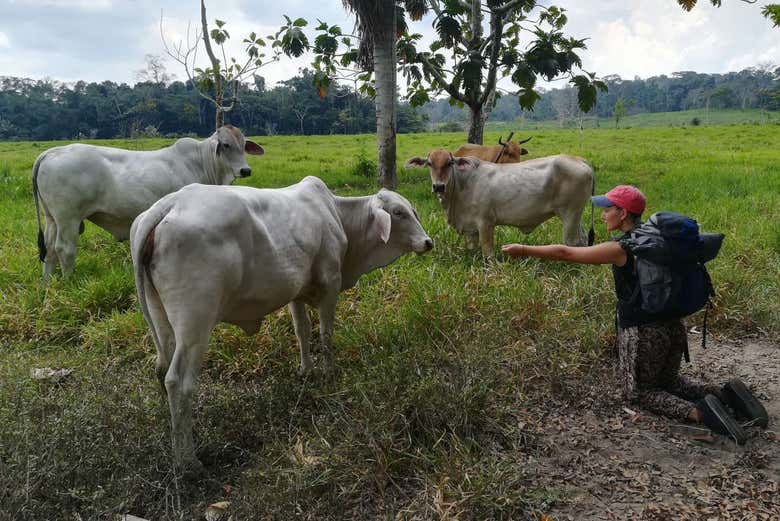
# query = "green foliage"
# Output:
<box><xmin>349</xmin><ymin>149</ymin><xmax>377</xmax><ymax>178</ymax></box>
<box><xmin>303</xmin><ymin>1</ymin><xmax>606</xmax><ymax>142</ymax></box>
<box><xmin>164</xmin><ymin>9</ymin><xmax>313</xmax><ymax>127</ymax></box>
<box><xmin>691</xmin><ymin>116</ymin><xmax>701</xmax><ymax>126</ymax></box>
<box><xmin>436</xmin><ymin>120</ymin><xmax>464</xmax><ymax>132</ymax></box>
<box><xmin>279</xmin><ymin>24</ymin><xmax>308</xmax><ymax>57</ymax></box>
<box><xmin>678</xmin><ymin>0</ymin><xmax>779</xmax><ymax>27</ymax></box>
<box><xmin>398</xmin><ymin>2</ymin><xmax>605</xmax><ymax>119</ymax></box>
<box><xmin>612</xmin><ymin>97</ymin><xmax>635</xmax><ymax>128</ymax></box>
<box><xmin>571</xmin><ymin>73</ymin><xmax>608</xmax><ymax>113</ymax></box>
<box><xmin>444</xmin><ymin>69</ymin><xmax>780</xmax><ymax>127</ymax></box>
<box><xmin>0</xmin><ymin>70</ymin><xmax>378</xmax><ymax>140</ymax></box>
<box><xmin>1</xmin><ymin>127</ymin><xmax>779</xmax><ymax>518</ymax></box>
<box><xmin>763</xmin><ymin>4</ymin><xmax>780</xmax><ymax>26</ymax></box>
<box><xmin>614</xmin><ymin>97</ymin><xmax>627</xmax><ymax>128</ymax></box>
<box><xmin>677</xmin><ymin>0</ymin><xmax>722</xmax><ymax>9</ymax></box>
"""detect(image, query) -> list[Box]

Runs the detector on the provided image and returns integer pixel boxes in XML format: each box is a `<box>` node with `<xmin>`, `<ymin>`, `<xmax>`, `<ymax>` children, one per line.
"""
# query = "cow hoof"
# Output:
<box><xmin>298</xmin><ymin>364</ymin><xmax>313</xmax><ymax>377</ymax></box>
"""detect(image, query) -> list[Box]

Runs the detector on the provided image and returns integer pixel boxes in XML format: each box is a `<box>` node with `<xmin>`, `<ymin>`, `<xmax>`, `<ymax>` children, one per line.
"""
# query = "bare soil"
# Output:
<box><xmin>526</xmin><ymin>334</ymin><xmax>779</xmax><ymax>520</ymax></box>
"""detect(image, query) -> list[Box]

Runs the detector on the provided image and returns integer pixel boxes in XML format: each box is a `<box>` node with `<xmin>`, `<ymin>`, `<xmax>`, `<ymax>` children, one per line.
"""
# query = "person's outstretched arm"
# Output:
<box><xmin>501</xmin><ymin>241</ymin><xmax>627</xmax><ymax>266</ymax></box>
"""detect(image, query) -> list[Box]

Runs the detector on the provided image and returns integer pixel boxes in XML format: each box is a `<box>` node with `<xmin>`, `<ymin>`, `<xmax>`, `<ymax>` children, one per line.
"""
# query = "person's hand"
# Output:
<box><xmin>501</xmin><ymin>244</ymin><xmax>526</xmax><ymax>257</ymax></box>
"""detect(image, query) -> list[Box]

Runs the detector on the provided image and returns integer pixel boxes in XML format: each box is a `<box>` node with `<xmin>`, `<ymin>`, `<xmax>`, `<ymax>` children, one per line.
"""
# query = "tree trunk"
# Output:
<box><xmin>465</xmin><ymin>0</ymin><xmax>485</xmax><ymax>146</ymax></box>
<box><xmin>466</xmin><ymin>105</ymin><xmax>484</xmax><ymax>145</ymax></box>
<box><xmin>373</xmin><ymin>1</ymin><xmax>397</xmax><ymax>189</ymax></box>
<box><xmin>201</xmin><ymin>0</ymin><xmax>224</xmax><ymax>130</ymax></box>
<box><xmin>215</xmin><ymin>95</ymin><xmax>224</xmax><ymax>128</ymax></box>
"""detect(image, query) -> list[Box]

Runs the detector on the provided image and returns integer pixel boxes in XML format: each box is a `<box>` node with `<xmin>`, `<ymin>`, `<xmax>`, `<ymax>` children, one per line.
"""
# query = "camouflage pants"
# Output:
<box><xmin>617</xmin><ymin>319</ymin><xmax>723</xmax><ymax>421</ymax></box>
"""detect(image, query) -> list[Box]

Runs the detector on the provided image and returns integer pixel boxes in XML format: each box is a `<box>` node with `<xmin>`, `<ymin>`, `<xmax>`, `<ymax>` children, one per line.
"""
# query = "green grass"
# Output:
<box><xmin>1</xmin><ymin>125</ymin><xmax>779</xmax><ymax>519</ymax></box>
<box><xmin>487</xmin><ymin>108</ymin><xmax>780</xmax><ymax>131</ymax></box>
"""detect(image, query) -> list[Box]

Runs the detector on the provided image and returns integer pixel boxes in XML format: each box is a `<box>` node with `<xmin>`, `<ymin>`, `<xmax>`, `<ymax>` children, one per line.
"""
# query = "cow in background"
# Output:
<box><xmin>406</xmin><ymin>150</ymin><xmax>594</xmax><ymax>257</ymax></box>
<box><xmin>130</xmin><ymin>177</ymin><xmax>433</xmax><ymax>470</ymax></box>
<box><xmin>453</xmin><ymin>133</ymin><xmax>532</xmax><ymax>163</ymax></box>
<box><xmin>32</xmin><ymin>125</ymin><xmax>264</xmax><ymax>282</ymax></box>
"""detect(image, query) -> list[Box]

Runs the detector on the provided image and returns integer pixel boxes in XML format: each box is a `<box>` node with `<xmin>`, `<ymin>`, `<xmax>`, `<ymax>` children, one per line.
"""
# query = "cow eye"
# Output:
<box><xmin>393</xmin><ymin>209</ymin><xmax>404</xmax><ymax>218</ymax></box>
<box><xmin>223</xmin><ymin>143</ymin><xmax>231</xmax><ymax>149</ymax></box>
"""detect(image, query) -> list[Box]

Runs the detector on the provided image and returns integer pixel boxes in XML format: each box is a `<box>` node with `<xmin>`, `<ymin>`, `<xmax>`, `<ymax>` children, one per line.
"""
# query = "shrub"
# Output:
<box><xmin>437</xmin><ymin>121</ymin><xmax>464</xmax><ymax>132</ymax></box>
<box><xmin>350</xmin><ymin>150</ymin><xmax>376</xmax><ymax>179</ymax></box>
<box><xmin>691</xmin><ymin>117</ymin><xmax>701</xmax><ymax>126</ymax></box>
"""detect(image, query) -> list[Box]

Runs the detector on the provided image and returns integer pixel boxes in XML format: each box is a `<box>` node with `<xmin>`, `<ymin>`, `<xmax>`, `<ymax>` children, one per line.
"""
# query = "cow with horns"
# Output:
<box><xmin>453</xmin><ymin>132</ymin><xmax>532</xmax><ymax>163</ymax></box>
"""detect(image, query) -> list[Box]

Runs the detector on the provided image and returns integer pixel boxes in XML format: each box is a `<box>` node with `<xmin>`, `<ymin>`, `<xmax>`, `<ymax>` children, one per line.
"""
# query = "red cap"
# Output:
<box><xmin>591</xmin><ymin>185</ymin><xmax>646</xmax><ymax>215</ymax></box>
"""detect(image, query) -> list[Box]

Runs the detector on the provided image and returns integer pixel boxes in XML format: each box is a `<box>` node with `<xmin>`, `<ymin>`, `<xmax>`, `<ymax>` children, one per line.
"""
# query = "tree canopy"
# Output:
<box><xmin>309</xmin><ymin>1</ymin><xmax>606</xmax><ymax>144</ymax></box>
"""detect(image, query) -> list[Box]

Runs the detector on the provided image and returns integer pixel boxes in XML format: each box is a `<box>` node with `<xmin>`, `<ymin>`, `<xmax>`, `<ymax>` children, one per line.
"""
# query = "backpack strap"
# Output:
<box><xmin>702</xmin><ymin>300</ymin><xmax>710</xmax><ymax>351</ymax></box>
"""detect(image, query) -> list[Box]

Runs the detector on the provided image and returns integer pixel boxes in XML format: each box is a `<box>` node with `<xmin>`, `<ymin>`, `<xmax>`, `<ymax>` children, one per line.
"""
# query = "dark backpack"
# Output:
<box><xmin>622</xmin><ymin>212</ymin><xmax>725</xmax><ymax>360</ymax></box>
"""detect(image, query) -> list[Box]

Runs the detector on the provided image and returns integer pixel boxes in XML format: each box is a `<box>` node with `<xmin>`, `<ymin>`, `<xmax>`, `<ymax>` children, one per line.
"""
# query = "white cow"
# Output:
<box><xmin>130</xmin><ymin>176</ymin><xmax>433</xmax><ymax>469</ymax></box>
<box><xmin>405</xmin><ymin>150</ymin><xmax>595</xmax><ymax>257</ymax></box>
<box><xmin>32</xmin><ymin>124</ymin><xmax>264</xmax><ymax>281</ymax></box>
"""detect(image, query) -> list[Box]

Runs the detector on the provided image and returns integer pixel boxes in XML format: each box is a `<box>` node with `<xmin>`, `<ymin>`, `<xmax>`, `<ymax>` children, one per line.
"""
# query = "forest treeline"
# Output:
<box><xmin>1</xmin><ymin>67</ymin><xmax>778</xmax><ymax>141</ymax></box>
<box><xmin>426</xmin><ymin>68</ymin><xmax>780</xmax><ymax>128</ymax></box>
<box><xmin>0</xmin><ymin>70</ymin><xmax>428</xmax><ymax>141</ymax></box>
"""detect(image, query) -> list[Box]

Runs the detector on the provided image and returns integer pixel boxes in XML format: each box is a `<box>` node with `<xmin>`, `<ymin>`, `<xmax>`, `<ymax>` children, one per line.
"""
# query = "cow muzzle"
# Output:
<box><xmin>239</xmin><ymin>167</ymin><xmax>252</xmax><ymax>177</ymax></box>
<box><xmin>432</xmin><ymin>183</ymin><xmax>446</xmax><ymax>194</ymax></box>
<box><xmin>414</xmin><ymin>237</ymin><xmax>434</xmax><ymax>254</ymax></box>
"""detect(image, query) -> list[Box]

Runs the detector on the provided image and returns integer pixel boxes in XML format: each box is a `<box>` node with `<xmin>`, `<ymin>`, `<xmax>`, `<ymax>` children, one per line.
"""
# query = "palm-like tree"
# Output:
<box><xmin>341</xmin><ymin>0</ymin><xmax>399</xmax><ymax>189</ymax></box>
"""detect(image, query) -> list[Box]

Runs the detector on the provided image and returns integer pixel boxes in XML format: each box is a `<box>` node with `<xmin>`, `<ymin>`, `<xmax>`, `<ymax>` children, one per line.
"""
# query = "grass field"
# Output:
<box><xmin>1</xmin><ymin>125</ymin><xmax>779</xmax><ymax>519</ymax></box>
<box><xmin>486</xmin><ymin>108</ymin><xmax>780</xmax><ymax>131</ymax></box>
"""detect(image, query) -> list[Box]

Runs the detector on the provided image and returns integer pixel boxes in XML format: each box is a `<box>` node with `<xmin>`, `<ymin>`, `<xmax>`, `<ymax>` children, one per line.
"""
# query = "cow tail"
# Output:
<box><xmin>587</xmin><ymin>169</ymin><xmax>595</xmax><ymax>246</ymax></box>
<box><xmin>131</xmin><ymin>196</ymin><xmax>175</xmax><ymax>354</ymax></box>
<box><xmin>32</xmin><ymin>153</ymin><xmax>47</xmax><ymax>262</ymax></box>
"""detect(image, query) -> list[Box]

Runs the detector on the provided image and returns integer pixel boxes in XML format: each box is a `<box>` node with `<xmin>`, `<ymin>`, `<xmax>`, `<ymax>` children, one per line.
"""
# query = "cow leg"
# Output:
<box><xmin>478</xmin><ymin>222</ymin><xmax>496</xmax><ymax>258</ymax></box>
<box><xmin>145</xmin><ymin>283</ymin><xmax>176</xmax><ymax>397</ymax></box>
<box><xmin>464</xmin><ymin>232</ymin><xmax>479</xmax><ymax>250</ymax></box>
<box><xmin>560</xmin><ymin>210</ymin><xmax>587</xmax><ymax>246</ymax></box>
<box><xmin>41</xmin><ymin>214</ymin><xmax>59</xmax><ymax>282</ymax></box>
<box><xmin>165</xmin><ymin>323</ymin><xmax>211</xmax><ymax>472</ymax></box>
<box><xmin>288</xmin><ymin>301</ymin><xmax>313</xmax><ymax>376</ymax></box>
<box><xmin>53</xmin><ymin>218</ymin><xmax>81</xmax><ymax>277</ymax></box>
<box><xmin>316</xmin><ymin>289</ymin><xmax>339</xmax><ymax>374</ymax></box>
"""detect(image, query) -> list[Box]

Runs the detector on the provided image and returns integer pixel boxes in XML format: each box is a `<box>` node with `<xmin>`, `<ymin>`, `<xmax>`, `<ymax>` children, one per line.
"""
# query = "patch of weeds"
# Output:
<box><xmin>349</xmin><ymin>149</ymin><xmax>376</xmax><ymax>179</ymax></box>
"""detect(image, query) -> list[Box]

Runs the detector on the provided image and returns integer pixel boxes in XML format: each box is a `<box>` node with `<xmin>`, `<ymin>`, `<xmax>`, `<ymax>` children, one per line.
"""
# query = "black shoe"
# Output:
<box><xmin>722</xmin><ymin>379</ymin><xmax>769</xmax><ymax>428</ymax></box>
<box><xmin>697</xmin><ymin>394</ymin><xmax>747</xmax><ymax>445</ymax></box>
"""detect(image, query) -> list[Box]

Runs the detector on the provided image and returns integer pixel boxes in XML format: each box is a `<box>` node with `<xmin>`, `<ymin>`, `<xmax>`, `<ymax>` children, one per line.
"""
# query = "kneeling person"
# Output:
<box><xmin>502</xmin><ymin>185</ymin><xmax>768</xmax><ymax>443</ymax></box>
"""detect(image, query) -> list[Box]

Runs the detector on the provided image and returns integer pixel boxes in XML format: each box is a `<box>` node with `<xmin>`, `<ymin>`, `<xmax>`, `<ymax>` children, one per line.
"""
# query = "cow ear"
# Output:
<box><xmin>404</xmin><ymin>157</ymin><xmax>426</xmax><ymax>168</ymax></box>
<box><xmin>454</xmin><ymin>157</ymin><xmax>477</xmax><ymax>171</ymax></box>
<box><xmin>520</xmin><ymin>148</ymin><xmax>528</xmax><ymax>155</ymax></box>
<box><xmin>245</xmin><ymin>140</ymin><xmax>264</xmax><ymax>155</ymax></box>
<box><xmin>369</xmin><ymin>200</ymin><xmax>392</xmax><ymax>243</ymax></box>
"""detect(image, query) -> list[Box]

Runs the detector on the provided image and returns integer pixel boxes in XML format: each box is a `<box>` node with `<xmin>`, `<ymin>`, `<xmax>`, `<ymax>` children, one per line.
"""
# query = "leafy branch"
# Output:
<box><xmin>161</xmin><ymin>1</ymin><xmax>309</xmax><ymax>127</ymax></box>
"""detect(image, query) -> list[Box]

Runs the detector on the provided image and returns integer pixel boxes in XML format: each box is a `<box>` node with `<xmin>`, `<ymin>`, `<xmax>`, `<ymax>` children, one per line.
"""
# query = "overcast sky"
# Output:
<box><xmin>1</xmin><ymin>0</ymin><xmax>777</xmax><ymax>89</ymax></box>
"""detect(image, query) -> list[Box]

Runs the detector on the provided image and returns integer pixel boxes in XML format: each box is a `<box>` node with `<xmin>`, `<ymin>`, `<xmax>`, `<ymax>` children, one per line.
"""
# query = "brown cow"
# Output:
<box><xmin>453</xmin><ymin>133</ymin><xmax>532</xmax><ymax>163</ymax></box>
<box><xmin>405</xmin><ymin>149</ymin><xmax>595</xmax><ymax>257</ymax></box>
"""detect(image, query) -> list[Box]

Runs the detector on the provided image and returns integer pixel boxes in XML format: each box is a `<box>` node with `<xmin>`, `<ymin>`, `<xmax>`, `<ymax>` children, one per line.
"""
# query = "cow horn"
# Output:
<box><xmin>498</xmin><ymin>135</ymin><xmax>504</xmax><ymax>145</ymax></box>
<box><xmin>517</xmin><ymin>136</ymin><xmax>532</xmax><ymax>144</ymax></box>
<box><xmin>506</xmin><ymin>131</ymin><xmax>514</xmax><ymax>143</ymax></box>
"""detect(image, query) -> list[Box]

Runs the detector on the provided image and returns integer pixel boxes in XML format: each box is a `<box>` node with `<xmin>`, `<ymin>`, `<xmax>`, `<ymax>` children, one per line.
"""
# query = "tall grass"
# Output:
<box><xmin>0</xmin><ymin>126</ymin><xmax>778</xmax><ymax>519</ymax></box>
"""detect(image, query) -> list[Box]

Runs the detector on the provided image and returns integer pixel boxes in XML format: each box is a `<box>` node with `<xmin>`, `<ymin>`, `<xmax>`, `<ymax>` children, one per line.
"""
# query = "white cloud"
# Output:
<box><xmin>8</xmin><ymin>0</ymin><xmax>112</xmax><ymax>11</ymax></box>
<box><xmin>1</xmin><ymin>0</ymin><xmax>777</xmax><ymax>87</ymax></box>
<box><xmin>557</xmin><ymin>0</ymin><xmax>778</xmax><ymax>78</ymax></box>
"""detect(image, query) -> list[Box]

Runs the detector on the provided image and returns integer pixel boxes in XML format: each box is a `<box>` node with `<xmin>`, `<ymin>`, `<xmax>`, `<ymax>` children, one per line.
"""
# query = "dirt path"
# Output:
<box><xmin>528</xmin><ymin>335</ymin><xmax>780</xmax><ymax>520</ymax></box>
